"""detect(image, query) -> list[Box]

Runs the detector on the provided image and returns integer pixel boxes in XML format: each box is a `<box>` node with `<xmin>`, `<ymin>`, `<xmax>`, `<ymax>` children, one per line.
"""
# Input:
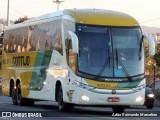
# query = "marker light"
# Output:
<box><xmin>43</xmin><ymin>81</ymin><xmax>47</xmax><ymax>85</ymax></box>
<box><xmin>80</xmin><ymin>21</ymin><xmax>84</xmax><ymax>23</ymax></box>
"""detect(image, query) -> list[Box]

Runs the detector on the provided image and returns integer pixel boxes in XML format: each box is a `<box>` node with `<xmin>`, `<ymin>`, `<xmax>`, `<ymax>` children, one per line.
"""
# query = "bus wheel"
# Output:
<box><xmin>146</xmin><ymin>104</ymin><xmax>153</xmax><ymax>109</ymax></box>
<box><xmin>112</xmin><ymin>106</ymin><xmax>125</xmax><ymax>113</ymax></box>
<box><xmin>16</xmin><ymin>84</ymin><xmax>26</xmax><ymax>106</ymax></box>
<box><xmin>57</xmin><ymin>86</ymin><xmax>69</xmax><ymax>112</ymax></box>
<box><xmin>12</xmin><ymin>89</ymin><xmax>18</xmax><ymax>105</ymax></box>
<box><xmin>27</xmin><ymin>99</ymin><xmax>35</xmax><ymax>106</ymax></box>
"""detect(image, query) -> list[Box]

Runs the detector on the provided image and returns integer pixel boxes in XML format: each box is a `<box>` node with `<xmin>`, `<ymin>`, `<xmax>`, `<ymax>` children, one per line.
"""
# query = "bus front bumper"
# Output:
<box><xmin>75</xmin><ymin>86</ymin><xmax>145</xmax><ymax>106</ymax></box>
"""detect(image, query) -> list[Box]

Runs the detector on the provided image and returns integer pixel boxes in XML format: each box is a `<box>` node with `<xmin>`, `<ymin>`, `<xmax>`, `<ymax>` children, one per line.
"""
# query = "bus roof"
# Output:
<box><xmin>64</xmin><ymin>9</ymin><xmax>139</xmax><ymax>26</ymax></box>
<box><xmin>5</xmin><ymin>9</ymin><xmax>139</xmax><ymax>30</ymax></box>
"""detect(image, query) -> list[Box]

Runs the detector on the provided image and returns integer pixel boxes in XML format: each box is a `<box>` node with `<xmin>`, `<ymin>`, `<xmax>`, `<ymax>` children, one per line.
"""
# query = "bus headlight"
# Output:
<box><xmin>147</xmin><ymin>94</ymin><xmax>154</xmax><ymax>98</ymax></box>
<box><xmin>136</xmin><ymin>96</ymin><xmax>143</xmax><ymax>102</ymax></box>
<box><xmin>81</xmin><ymin>94</ymin><xmax>90</xmax><ymax>102</ymax></box>
<box><xmin>74</xmin><ymin>80</ymin><xmax>94</xmax><ymax>90</ymax></box>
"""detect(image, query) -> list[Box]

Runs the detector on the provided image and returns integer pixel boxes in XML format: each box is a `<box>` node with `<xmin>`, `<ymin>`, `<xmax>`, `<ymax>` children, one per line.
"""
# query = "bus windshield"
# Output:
<box><xmin>77</xmin><ymin>25</ymin><xmax>144</xmax><ymax>81</ymax></box>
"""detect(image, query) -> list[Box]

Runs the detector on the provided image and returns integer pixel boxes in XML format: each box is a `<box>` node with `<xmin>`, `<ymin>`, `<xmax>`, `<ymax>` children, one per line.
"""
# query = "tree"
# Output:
<box><xmin>145</xmin><ymin>33</ymin><xmax>160</xmax><ymax>84</ymax></box>
<box><xmin>0</xmin><ymin>32</ymin><xmax>3</xmax><ymax>48</ymax></box>
<box><xmin>153</xmin><ymin>35</ymin><xmax>160</xmax><ymax>67</ymax></box>
<box><xmin>153</xmin><ymin>53</ymin><xmax>160</xmax><ymax>67</ymax></box>
<box><xmin>14</xmin><ymin>16</ymin><xmax>30</xmax><ymax>24</ymax></box>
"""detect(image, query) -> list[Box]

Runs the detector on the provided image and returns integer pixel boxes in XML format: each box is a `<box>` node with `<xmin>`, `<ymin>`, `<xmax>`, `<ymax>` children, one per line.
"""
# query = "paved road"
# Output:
<box><xmin>0</xmin><ymin>94</ymin><xmax>160</xmax><ymax>120</ymax></box>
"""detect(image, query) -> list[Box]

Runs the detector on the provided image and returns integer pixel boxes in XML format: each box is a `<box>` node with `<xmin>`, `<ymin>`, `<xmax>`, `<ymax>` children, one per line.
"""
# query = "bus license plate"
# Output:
<box><xmin>108</xmin><ymin>97</ymin><xmax>120</xmax><ymax>102</ymax></box>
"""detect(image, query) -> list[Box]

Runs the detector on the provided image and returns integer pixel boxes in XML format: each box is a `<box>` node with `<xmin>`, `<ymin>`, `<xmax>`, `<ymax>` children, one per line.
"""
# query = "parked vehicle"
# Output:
<box><xmin>150</xmin><ymin>80</ymin><xmax>160</xmax><ymax>100</ymax></box>
<box><xmin>0</xmin><ymin>76</ymin><xmax>2</xmax><ymax>93</ymax></box>
<box><xmin>144</xmin><ymin>86</ymin><xmax>155</xmax><ymax>109</ymax></box>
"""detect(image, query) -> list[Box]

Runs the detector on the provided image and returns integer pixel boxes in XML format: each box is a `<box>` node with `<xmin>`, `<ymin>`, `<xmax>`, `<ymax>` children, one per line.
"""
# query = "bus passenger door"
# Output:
<box><xmin>66</xmin><ymin>39</ymin><xmax>77</xmax><ymax>103</ymax></box>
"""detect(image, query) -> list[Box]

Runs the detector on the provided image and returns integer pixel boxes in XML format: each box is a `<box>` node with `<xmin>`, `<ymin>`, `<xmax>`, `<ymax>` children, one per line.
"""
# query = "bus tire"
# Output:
<box><xmin>16</xmin><ymin>84</ymin><xmax>27</xmax><ymax>106</ymax></box>
<box><xmin>57</xmin><ymin>86</ymin><xmax>69</xmax><ymax>112</ymax></box>
<box><xmin>146</xmin><ymin>104</ymin><xmax>153</xmax><ymax>109</ymax></box>
<box><xmin>12</xmin><ymin>89</ymin><xmax>18</xmax><ymax>105</ymax></box>
<box><xmin>27</xmin><ymin>99</ymin><xmax>35</xmax><ymax>106</ymax></box>
<box><xmin>112</xmin><ymin>106</ymin><xmax>125</xmax><ymax>113</ymax></box>
<box><xmin>10</xmin><ymin>80</ymin><xmax>14</xmax><ymax>97</ymax></box>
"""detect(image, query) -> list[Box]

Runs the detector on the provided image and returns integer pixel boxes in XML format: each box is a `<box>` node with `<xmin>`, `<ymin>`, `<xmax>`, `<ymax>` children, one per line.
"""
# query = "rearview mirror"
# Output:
<box><xmin>68</xmin><ymin>31</ymin><xmax>79</xmax><ymax>54</ymax></box>
<box><xmin>143</xmin><ymin>34</ymin><xmax>155</xmax><ymax>56</ymax></box>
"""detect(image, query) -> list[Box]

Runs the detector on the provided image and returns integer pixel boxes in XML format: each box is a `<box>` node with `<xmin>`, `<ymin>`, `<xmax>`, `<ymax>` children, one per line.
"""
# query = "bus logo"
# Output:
<box><xmin>12</xmin><ymin>56</ymin><xmax>30</xmax><ymax>66</ymax></box>
<box><xmin>112</xmin><ymin>90</ymin><xmax>116</xmax><ymax>94</ymax></box>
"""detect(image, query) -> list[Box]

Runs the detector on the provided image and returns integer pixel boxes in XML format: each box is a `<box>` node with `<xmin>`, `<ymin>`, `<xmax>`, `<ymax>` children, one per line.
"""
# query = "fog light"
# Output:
<box><xmin>81</xmin><ymin>95</ymin><xmax>89</xmax><ymax>102</ymax></box>
<box><xmin>136</xmin><ymin>96</ymin><xmax>143</xmax><ymax>102</ymax></box>
<box><xmin>147</xmin><ymin>94</ymin><xmax>154</xmax><ymax>98</ymax></box>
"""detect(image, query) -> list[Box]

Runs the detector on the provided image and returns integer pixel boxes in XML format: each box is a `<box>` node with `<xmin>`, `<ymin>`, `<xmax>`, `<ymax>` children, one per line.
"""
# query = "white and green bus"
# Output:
<box><xmin>1</xmin><ymin>9</ymin><xmax>155</xmax><ymax>113</ymax></box>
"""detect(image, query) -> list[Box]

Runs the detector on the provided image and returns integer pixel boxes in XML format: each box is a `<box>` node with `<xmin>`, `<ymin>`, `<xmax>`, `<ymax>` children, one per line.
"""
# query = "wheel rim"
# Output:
<box><xmin>17</xmin><ymin>87</ymin><xmax>21</xmax><ymax>104</ymax></box>
<box><xmin>12</xmin><ymin>90</ymin><xmax>16</xmax><ymax>103</ymax></box>
<box><xmin>10</xmin><ymin>87</ymin><xmax>13</xmax><ymax>97</ymax></box>
<box><xmin>58</xmin><ymin>88</ymin><xmax>63</xmax><ymax>106</ymax></box>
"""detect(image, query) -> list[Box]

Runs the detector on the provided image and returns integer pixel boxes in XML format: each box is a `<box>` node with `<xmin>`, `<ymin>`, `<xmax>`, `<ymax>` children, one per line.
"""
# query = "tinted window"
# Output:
<box><xmin>150</xmin><ymin>81</ymin><xmax>160</xmax><ymax>89</ymax></box>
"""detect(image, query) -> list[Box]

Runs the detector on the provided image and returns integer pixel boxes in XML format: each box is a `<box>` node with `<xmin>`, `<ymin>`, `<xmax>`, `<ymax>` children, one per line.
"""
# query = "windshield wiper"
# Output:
<box><xmin>115</xmin><ymin>48</ymin><xmax>132</xmax><ymax>82</ymax></box>
<box><xmin>96</xmin><ymin>49</ymin><xmax>110</xmax><ymax>80</ymax></box>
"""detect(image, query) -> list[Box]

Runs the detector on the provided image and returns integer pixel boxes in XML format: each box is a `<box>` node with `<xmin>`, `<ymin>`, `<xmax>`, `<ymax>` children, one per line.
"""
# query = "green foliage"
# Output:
<box><xmin>14</xmin><ymin>16</ymin><xmax>30</xmax><ymax>24</ymax></box>
<box><xmin>145</xmin><ymin>34</ymin><xmax>160</xmax><ymax>84</ymax></box>
<box><xmin>153</xmin><ymin>40</ymin><xmax>160</xmax><ymax>67</ymax></box>
<box><xmin>153</xmin><ymin>53</ymin><xmax>160</xmax><ymax>67</ymax></box>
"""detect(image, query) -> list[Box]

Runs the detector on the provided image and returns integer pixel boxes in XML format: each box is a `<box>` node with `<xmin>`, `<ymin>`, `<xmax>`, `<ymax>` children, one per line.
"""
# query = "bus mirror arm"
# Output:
<box><xmin>68</xmin><ymin>31</ymin><xmax>79</xmax><ymax>54</ymax></box>
<box><xmin>138</xmin><ymin>36</ymin><xmax>144</xmax><ymax>60</ymax></box>
<box><xmin>143</xmin><ymin>34</ymin><xmax>155</xmax><ymax>56</ymax></box>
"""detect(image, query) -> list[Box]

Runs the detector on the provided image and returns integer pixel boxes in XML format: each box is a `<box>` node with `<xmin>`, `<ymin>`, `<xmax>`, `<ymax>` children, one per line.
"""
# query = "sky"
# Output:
<box><xmin>0</xmin><ymin>0</ymin><xmax>160</xmax><ymax>27</ymax></box>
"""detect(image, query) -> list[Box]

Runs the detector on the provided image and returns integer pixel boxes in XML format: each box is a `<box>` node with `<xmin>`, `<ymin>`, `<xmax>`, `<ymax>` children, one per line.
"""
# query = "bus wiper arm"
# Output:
<box><xmin>96</xmin><ymin>49</ymin><xmax>110</xmax><ymax>80</ymax></box>
<box><xmin>115</xmin><ymin>48</ymin><xmax>132</xmax><ymax>82</ymax></box>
